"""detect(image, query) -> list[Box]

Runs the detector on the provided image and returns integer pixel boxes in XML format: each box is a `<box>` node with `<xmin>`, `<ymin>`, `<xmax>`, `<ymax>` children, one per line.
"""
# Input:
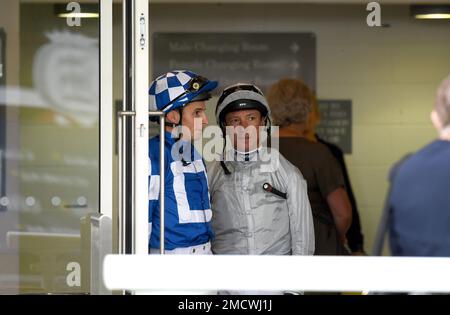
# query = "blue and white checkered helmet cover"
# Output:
<box><xmin>149</xmin><ymin>70</ymin><xmax>217</xmax><ymax>115</ymax></box>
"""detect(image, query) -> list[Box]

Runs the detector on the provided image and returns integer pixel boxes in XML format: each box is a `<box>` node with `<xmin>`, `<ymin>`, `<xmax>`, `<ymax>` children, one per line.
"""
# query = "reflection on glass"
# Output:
<box><xmin>0</xmin><ymin>2</ymin><xmax>99</xmax><ymax>294</ymax></box>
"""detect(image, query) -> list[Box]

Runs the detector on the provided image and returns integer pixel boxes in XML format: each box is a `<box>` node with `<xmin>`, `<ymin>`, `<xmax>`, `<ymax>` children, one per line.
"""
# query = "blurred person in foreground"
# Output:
<box><xmin>388</xmin><ymin>75</ymin><xmax>450</xmax><ymax>257</ymax></box>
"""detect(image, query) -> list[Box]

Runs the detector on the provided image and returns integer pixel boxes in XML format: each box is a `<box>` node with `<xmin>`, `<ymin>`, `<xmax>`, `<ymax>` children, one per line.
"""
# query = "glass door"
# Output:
<box><xmin>0</xmin><ymin>0</ymin><xmax>113</xmax><ymax>294</ymax></box>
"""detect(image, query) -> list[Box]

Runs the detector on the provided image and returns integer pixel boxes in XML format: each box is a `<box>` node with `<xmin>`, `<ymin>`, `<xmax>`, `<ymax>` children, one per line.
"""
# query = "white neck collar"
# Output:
<box><xmin>233</xmin><ymin>147</ymin><xmax>261</xmax><ymax>161</ymax></box>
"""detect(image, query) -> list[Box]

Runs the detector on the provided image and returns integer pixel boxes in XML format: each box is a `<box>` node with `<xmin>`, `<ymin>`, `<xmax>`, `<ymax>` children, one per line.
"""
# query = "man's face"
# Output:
<box><xmin>181</xmin><ymin>101</ymin><xmax>209</xmax><ymax>141</ymax></box>
<box><xmin>225</xmin><ymin>109</ymin><xmax>264</xmax><ymax>152</ymax></box>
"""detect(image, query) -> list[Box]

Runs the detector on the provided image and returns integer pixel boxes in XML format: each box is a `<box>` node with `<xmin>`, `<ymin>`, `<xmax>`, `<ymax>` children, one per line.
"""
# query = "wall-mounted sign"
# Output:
<box><xmin>316</xmin><ymin>100</ymin><xmax>352</xmax><ymax>154</ymax></box>
<box><xmin>152</xmin><ymin>32</ymin><xmax>316</xmax><ymax>93</ymax></box>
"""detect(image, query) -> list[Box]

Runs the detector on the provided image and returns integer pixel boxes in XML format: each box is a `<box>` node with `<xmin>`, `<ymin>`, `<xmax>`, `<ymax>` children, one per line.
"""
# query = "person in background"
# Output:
<box><xmin>388</xmin><ymin>74</ymin><xmax>450</xmax><ymax>257</ymax></box>
<box><xmin>148</xmin><ymin>70</ymin><xmax>217</xmax><ymax>255</ymax></box>
<box><xmin>305</xmin><ymin>99</ymin><xmax>366</xmax><ymax>255</ymax></box>
<box><xmin>267</xmin><ymin>78</ymin><xmax>352</xmax><ymax>255</ymax></box>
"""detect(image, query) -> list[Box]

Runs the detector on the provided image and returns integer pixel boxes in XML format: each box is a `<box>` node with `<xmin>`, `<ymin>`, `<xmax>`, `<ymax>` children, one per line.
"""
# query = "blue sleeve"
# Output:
<box><xmin>148</xmin><ymin>137</ymin><xmax>170</xmax><ymax>224</ymax></box>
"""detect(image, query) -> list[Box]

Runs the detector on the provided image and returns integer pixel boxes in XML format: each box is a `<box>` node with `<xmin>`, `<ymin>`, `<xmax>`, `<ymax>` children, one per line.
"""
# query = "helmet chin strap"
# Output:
<box><xmin>220</xmin><ymin>123</ymin><xmax>232</xmax><ymax>175</ymax></box>
<box><xmin>166</xmin><ymin>109</ymin><xmax>191</xmax><ymax>166</ymax></box>
<box><xmin>266</xmin><ymin>116</ymin><xmax>272</xmax><ymax>148</ymax></box>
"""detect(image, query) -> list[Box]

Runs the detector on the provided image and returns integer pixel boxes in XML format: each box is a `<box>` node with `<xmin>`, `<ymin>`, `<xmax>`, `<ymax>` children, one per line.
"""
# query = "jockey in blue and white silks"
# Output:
<box><xmin>148</xmin><ymin>70</ymin><xmax>218</xmax><ymax>253</ymax></box>
<box><xmin>148</xmin><ymin>131</ymin><xmax>214</xmax><ymax>251</ymax></box>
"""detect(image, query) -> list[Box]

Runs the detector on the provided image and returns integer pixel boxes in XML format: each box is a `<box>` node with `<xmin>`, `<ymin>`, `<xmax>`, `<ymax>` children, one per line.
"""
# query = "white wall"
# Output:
<box><xmin>146</xmin><ymin>3</ymin><xmax>450</xmax><ymax>254</ymax></box>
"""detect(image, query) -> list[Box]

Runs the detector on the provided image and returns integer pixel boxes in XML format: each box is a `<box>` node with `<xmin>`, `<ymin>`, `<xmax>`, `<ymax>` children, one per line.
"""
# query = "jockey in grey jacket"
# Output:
<box><xmin>208</xmin><ymin>83</ymin><xmax>315</xmax><ymax>256</ymax></box>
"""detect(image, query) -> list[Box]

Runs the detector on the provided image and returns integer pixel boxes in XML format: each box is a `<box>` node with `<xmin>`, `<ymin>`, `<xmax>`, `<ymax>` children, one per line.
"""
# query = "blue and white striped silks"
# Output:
<box><xmin>148</xmin><ymin>131</ymin><xmax>214</xmax><ymax>251</ymax></box>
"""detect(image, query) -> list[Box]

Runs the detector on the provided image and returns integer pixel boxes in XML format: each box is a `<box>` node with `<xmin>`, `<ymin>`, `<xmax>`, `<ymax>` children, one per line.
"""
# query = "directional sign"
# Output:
<box><xmin>152</xmin><ymin>33</ymin><xmax>316</xmax><ymax>93</ymax></box>
<box><xmin>316</xmin><ymin>100</ymin><xmax>352</xmax><ymax>154</ymax></box>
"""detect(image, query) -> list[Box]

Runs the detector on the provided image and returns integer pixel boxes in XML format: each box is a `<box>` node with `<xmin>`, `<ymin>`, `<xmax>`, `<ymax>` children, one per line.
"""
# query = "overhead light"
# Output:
<box><xmin>414</xmin><ymin>14</ymin><xmax>450</xmax><ymax>20</ymax></box>
<box><xmin>57</xmin><ymin>13</ymin><xmax>99</xmax><ymax>19</ymax></box>
<box><xmin>411</xmin><ymin>5</ymin><xmax>450</xmax><ymax>20</ymax></box>
<box><xmin>54</xmin><ymin>3</ymin><xmax>99</xmax><ymax>19</ymax></box>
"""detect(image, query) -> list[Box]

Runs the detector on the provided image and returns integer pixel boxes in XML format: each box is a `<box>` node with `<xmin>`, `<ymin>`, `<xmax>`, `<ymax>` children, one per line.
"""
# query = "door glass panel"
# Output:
<box><xmin>0</xmin><ymin>0</ymin><xmax>99</xmax><ymax>294</ymax></box>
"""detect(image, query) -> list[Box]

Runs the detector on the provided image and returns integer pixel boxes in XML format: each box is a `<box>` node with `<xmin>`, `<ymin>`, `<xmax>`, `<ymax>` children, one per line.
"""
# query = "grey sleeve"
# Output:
<box><xmin>284</xmin><ymin>161</ymin><xmax>315</xmax><ymax>255</ymax></box>
<box><xmin>206</xmin><ymin>161</ymin><xmax>220</xmax><ymax>198</ymax></box>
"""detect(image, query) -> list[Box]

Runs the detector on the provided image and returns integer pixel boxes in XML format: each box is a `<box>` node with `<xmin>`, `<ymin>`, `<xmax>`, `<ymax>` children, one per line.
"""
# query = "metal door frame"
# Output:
<box><xmin>117</xmin><ymin>0</ymin><xmax>149</xmax><ymax>258</ymax></box>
